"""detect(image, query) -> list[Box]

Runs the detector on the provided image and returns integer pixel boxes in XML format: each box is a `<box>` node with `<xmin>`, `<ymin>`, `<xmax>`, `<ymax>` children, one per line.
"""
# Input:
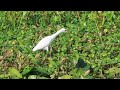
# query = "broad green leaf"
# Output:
<box><xmin>59</xmin><ymin>75</ymin><xmax>72</xmax><ymax>79</ymax></box>
<box><xmin>8</xmin><ymin>67</ymin><xmax>22</xmax><ymax>78</ymax></box>
<box><xmin>34</xmin><ymin>66</ymin><xmax>51</xmax><ymax>75</ymax></box>
<box><xmin>21</xmin><ymin>65</ymin><xmax>32</xmax><ymax>75</ymax></box>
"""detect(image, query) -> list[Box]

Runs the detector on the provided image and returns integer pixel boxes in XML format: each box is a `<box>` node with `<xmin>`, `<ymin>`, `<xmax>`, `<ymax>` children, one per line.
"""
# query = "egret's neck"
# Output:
<box><xmin>51</xmin><ymin>31</ymin><xmax>62</xmax><ymax>40</ymax></box>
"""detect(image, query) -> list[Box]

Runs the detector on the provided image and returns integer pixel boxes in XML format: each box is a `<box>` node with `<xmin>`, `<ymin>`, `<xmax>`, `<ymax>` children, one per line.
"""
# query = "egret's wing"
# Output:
<box><xmin>43</xmin><ymin>46</ymin><xmax>48</xmax><ymax>51</ymax></box>
<box><xmin>32</xmin><ymin>36</ymin><xmax>51</xmax><ymax>51</ymax></box>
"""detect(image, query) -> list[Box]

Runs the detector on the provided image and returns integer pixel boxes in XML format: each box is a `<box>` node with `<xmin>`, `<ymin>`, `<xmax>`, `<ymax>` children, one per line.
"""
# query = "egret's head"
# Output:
<box><xmin>59</xmin><ymin>28</ymin><xmax>67</xmax><ymax>32</ymax></box>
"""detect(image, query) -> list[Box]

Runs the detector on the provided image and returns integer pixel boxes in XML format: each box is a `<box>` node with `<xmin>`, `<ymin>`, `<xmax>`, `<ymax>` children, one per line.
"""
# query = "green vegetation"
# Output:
<box><xmin>0</xmin><ymin>11</ymin><xmax>120</xmax><ymax>79</ymax></box>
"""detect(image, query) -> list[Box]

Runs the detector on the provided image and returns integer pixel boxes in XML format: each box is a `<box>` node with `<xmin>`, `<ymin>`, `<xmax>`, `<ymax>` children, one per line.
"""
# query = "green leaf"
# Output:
<box><xmin>8</xmin><ymin>67</ymin><xmax>22</xmax><ymax>78</ymax></box>
<box><xmin>21</xmin><ymin>65</ymin><xmax>32</xmax><ymax>75</ymax></box>
<box><xmin>34</xmin><ymin>66</ymin><xmax>51</xmax><ymax>75</ymax></box>
<box><xmin>28</xmin><ymin>75</ymin><xmax>37</xmax><ymax>79</ymax></box>
<box><xmin>0</xmin><ymin>74</ymin><xmax>10</xmax><ymax>79</ymax></box>
<box><xmin>38</xmin><ymin>77</ymin><xmax>49</xmax><ymax>79</ymax></box>
<box><xmin>22</xmin><ymin>11</ymin><xmax>27</xmax><ymax>17</ymax></box>
<box><xmin>48</xmin><ymin>60</ymin><xmax>59</xmax><ymax>73</ymax></box>
<box><xmin>59</xmin><ymin>75</ymin><xmax>72</xmax><ymax>79</ymax></box>
<box><xmin>105</xmin><ymin>67</ymin><xmax>120</xmax><ymax>75</ymax></box>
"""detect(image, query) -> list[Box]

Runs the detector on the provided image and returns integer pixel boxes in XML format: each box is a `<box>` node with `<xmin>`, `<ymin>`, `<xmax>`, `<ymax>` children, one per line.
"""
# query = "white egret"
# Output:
<box><xmin>32</xmin><ymin>28</ymin><xmax>66</xmax><ymax>52</ymax></box>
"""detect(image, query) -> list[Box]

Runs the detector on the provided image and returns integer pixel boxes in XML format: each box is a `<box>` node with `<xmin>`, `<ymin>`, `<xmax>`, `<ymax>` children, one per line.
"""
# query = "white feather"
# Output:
<box><xmin>32</xmin><ymin>36</ymin><xmax>52</xmax><ymax>51</ymax></box>
<box><xmin>32</xmin><ymin>28</ymin><xmax>66</xmax><ymax>52</ymax></box>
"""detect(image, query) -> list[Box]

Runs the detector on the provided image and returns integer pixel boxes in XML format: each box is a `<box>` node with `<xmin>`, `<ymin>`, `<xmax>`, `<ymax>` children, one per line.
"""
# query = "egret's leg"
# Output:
<box><xmin>41</xmin><ymin>50</ymin><xmax>46</xmax><ymax>64</ymax></box>
<box><xmin>50</xmin><ymin>46</ymin><xmax>52</xmax><ymax>57</ymax></box>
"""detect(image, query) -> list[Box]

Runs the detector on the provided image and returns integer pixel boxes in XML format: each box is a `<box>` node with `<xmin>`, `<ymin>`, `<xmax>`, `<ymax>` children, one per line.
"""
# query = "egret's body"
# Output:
<box><xmin>32</xmin><ymin>28</ymin><xmax>66</xmax><ymax>52</ymax></box>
